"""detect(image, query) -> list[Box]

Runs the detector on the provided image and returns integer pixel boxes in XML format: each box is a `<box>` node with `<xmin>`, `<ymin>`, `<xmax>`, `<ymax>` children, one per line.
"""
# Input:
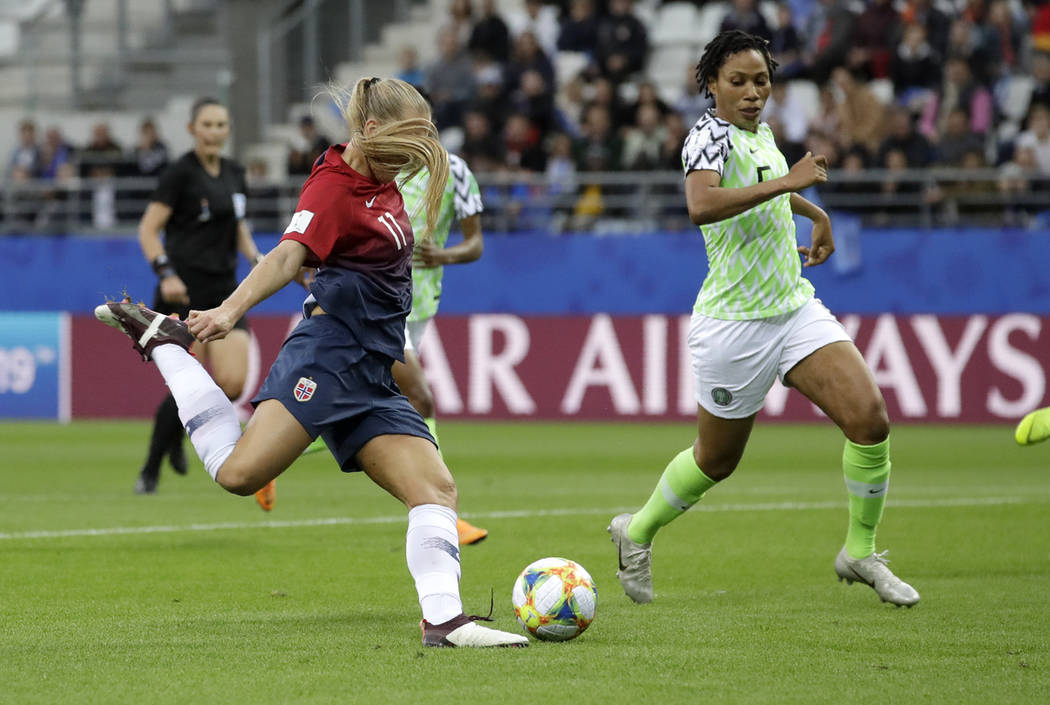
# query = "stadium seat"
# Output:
<box><xmin>650</xmin><ymin>2</ymin><xmax>701</xmax><ymax>46</ymax></box>
<box><xmin>786</xmin><ymin>80</ymin><xmax>821</xmax><ymax>124</ymax></box>
<box><xmin>646</xmin><ymin>44</ymin><xmax>697</xmax><ymax>101</ymax></box>
<box><xmin>1000</xmin><ymin>74</ymin><xmax>1035</xmax><ymax>123</ymax></box>
<box><xmin>696</xmin><ymin>1</ymin><xmax>732</xmax><ymax>46</ymax></box>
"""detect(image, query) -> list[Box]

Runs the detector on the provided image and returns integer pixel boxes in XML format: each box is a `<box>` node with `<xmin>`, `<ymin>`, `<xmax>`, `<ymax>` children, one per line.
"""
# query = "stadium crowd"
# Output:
<box><xmin>6</xmin><ymin>0</ymin><xmax>1050</xmax><ymax>231</ymax></box>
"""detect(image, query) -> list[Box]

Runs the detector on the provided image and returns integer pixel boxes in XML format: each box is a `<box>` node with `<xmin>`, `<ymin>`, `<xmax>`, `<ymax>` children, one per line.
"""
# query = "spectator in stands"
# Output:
<box><xmin>287</xmin><ymin>116</ymin><xmax>330</xmax><ymax>176</ymax></box>
<box><xmin>624</xmin><ymin>80</ymin><xmax>671</xmax><ymax>127</ymax></box>
<box><xmin>999</xmin><ymin>144</ymin><xmax>1043</xmax><ymax>224</ymax></box>
<box><xmin>1015</xmin><ymin>103</ymin><xmax>1050</xmax><ymax>175</ymax></box>
<box><xmin>7</xmin><ymin>119</ymin><xmax>41</xmax><ymax>180</ymax></box>
<box><xmin>594</xmin><ymin>0</ymin><xmax>648</xmax><ymax>85</ymax></box>
<box><xmin>39</xmin><ymin>126</ymin><xmax>76</xmax><ymax>181</ymax></box>
<box><xmin>460</xmin><ymin>108</ymin><xmax>504</xmax><ymax>171</ymax></box>
<box><xmin>245</xmin><ymin>158</ymin><xmax>281</xmax><ymax>231</ymax></box>
<box><xmin>821</xmin><ymin>145</ymin><xmax>874</xmax><ymax>218</ymax></box>
<box><xmin>878</xmin><ymin>106</ymin><xmax>935</xmax><ymax>167</ymax></box>
<box><xmin>674</xmin><ymin>63</ymin><xmax>712</xmax><ymax>125</ymax></box>
<box><xmin>132</xmin><ymin>119</ymin><xmax>169</xmax><ymax>178</ymax></box>
<box><xmin>425</xmin><ymin>28</ymin><xmax>477</xmax><ymax>129</ymax></box>
<box><xmin>891</xmin><ymin>24</ymin><xmax>941</xmax><ymax>101</ymax></box>
<box><xmin>395</xmin><ymin>46</ymin><xmax>425</xmax><ymax>86</ymax></box>
<box><xmin>472</xmin><ymin>63</ymin><xmax>510</xmax><ymax>134</ymax></box>
<box><xmin>506</xmin><ymin>30</ymin><xmax>556</xmax><ymax>93</ymax></box>
<box><xmin>850</xmin><ymin>0</ymin><xmax>899</xmax><ymax>80</ymax></box>
<box><xmin>544</xmin><ymin>131</ymin><xmax>578</xmax><ymax>223</ymax></box>
<box><xmin>928</xmin><ymin>147</ymin><xmax>998</xmax><ymax>224</ymax></box>
<box><xmin>573</xmin><ymin>103</ymin><xmax>623</xmax><ymax>214</ymax></box>
<box><xmin>507</xmin><ymin>0</ymin><xmax>561</xmax><ymax>58</ymax></box>
<box><xmin>875</xmin><ymin>147</ymin><xmax>926</xmax><ymax>224</ymax></box>
<box><xmin>80</xmin><ymin>122</ymin><xmax>125</xmax><ymax>179</ymax></box>
<box><xmin>769</xmin><ymin>2</ymin><xmax>805</xmax><ymax>79</ymax></box>
<box><xmin>831</xmin><ymin>67</ymin><xmax>887</xmax><ymax>155</ymax></box>
<box><xmin>510</xmin><ymin>69</ymin><xmax>559</xmax><ymax>137</ymax></box>
<box><xmin>762</xmin><ymin>82</ymin><xmax>810</xmax><ymax>164</ymax></box>
<box><xmin>469</xmin><ymin>0</ymin><xmax>511</xmax><ymax>63</ymax></box>
<box><xmin>442</xmin><ymin>0</ymin><xmax>475</xmax><ymax>48</ymax></box>
<box><xmin>557</xmin><ymin>0</ymin><xmax>600</xmax><ymax>55</ymax></box>
<box><xmin>503</xmin><ymin>112</ymin><xmax>547</xmax><ymax>172</ymax></box>
<box><xmin>1032</xmin><ymin>1</ymin><xmax>1050</xmax><ymax>53</ymax></box>
<box><xmin>805</xmin><ymin>0</ymin><xmax>858</xmax><ymax>84</ymax></box>
<box><xmin>919</xmin><ymin>57</ymin><xmax>993</xmax><ymax>142</ymax></box>
<box><xmin>932</xmin><ymin>107</ymin><xmax>987</xmax><ymax>166</ymax></box>
<box><xmin>720</xmin><ymin>0</ymin><xmax>772</xmax><ymax>42</ymax></box>
<box><xmin>974</xmin><ymin>0</ymin><xmax>1025</xmax><ymax>77</ymax></box>
<box><xmin>900</xmin><ymin>0</ymin><xmax>951</xmax><ymax>60</ymax></box>
<box><xmin>1023</xmin><ymin>52</ymin><xmax>1050</xmax><ymax>115</ymax></box>
<box><xmin>622</xmin><ymin>103</ymin><xmax>667</xmax><ymax>170</ymax></box>
<box><xmin>659</xmin><ymin>111</ymin><xmax>688</xmax><ymax>171</ymax></box>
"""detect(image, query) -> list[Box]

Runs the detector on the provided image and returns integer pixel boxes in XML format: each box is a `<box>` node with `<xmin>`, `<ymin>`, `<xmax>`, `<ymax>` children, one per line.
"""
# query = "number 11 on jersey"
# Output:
<box><xmin>377</xmin><ymin>212</ymin><xmax>408</xmax><ymax>249</ymax></box>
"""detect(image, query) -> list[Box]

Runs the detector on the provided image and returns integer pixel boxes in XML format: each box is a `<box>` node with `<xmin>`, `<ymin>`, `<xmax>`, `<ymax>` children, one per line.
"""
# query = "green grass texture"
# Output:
<box><xmin>1</xmin><ymin>421</ymin><xmax>1047</xmax><ymax>704</ymax></box>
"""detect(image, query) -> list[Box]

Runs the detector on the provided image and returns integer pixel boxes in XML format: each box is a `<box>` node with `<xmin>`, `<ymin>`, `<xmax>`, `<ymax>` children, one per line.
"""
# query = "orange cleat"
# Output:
<box><xmin>255</xmin><ymin>480</ymin><xmax>276</xmax><ymax>512</ymax></box>
<box><xmin>457</xmin><ymin>518</ymin><xmax>488</xmax><ymax>545</ymax></box>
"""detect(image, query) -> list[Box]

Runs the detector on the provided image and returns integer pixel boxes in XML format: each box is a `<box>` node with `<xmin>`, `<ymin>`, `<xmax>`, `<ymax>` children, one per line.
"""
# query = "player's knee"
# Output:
<box><xmin>843</xmin><ymin>399</ymin><xmax>890</xmax><ymax>445</ymax></box>
<box><xmin>213</xmin><ymin>371</ymin><xmax>245</xmax><ymax>400</ymax></box>
<box><xmin>215</xmin><ymin>461</ymin><xmax>264</xmax><ymax>496</ymax></box>
<box><xmin>693</xmin><ymin>443</ymin><xmax>740</xmax><ymax>481</ymax></box>
<box><xmin>407</xmin><ymin>476</ymin><xmax>457</xmax><ymax>509</ymax></box>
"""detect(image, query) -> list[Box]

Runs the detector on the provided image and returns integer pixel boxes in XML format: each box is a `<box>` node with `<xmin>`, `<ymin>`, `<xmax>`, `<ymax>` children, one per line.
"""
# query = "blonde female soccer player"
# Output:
<box><xmin>608</xmin><ymin>31</ymin><xmax>919</xmax><ymax>608</ymax></box>
<box><xmin>96</xmin><ymin>78</ymin><xmax>527</xmax><ymax>647</ymax></box>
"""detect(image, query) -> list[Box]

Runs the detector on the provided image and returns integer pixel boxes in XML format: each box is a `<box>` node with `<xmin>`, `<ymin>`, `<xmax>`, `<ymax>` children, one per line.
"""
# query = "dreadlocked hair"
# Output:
<box><xmin>694</xmin><ymin>30</ymin><xmax>779</xmax><ymax>101</ymax></box>
<box><xmin>329</xmin><ymin>77</ymin><xmax>449</xmax><ymax>241</ymax></box>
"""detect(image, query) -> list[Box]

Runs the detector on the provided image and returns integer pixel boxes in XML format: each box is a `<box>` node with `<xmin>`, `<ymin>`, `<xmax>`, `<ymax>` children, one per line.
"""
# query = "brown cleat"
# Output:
<box><xmin>94</xmin><ymin>300</ymin><xmax>195</xmax><ymax>361</ymax></box>
<box><xmin>420</xmin><ymin>614</ymin><xmax>528</xmax><ymax>648</ymax></box>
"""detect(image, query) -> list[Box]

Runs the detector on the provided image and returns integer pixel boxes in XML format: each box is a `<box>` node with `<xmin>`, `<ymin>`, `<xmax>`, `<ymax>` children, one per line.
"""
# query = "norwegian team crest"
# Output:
<box><xmin>294</xmin><ymin>377</ymin><xmax>317</xmax><ymax>402</ymax></box>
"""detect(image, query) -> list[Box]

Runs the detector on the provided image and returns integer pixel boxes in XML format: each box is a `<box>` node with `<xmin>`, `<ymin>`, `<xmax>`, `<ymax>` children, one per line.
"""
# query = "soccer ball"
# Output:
<box><xmin>511</xmin><ymin>557</ymin><xmax>598</xmax><ymax>641</ymax></box>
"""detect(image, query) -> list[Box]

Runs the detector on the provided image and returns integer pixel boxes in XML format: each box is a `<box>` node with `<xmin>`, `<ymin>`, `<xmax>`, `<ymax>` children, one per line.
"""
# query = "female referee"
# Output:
<box><xmin>96</xmin><ymin>78</ymin><xmax>528</xmax><ymax>648</ymax></box>
<box><xmin>135</xmin><ymin>97</ymin><xmax>274</xmax><ymax>511</ymax></box>
<box><xmin>607</xmin><ymin>31</ymin><xmax>920</xmax><ymax>608</ymax></box>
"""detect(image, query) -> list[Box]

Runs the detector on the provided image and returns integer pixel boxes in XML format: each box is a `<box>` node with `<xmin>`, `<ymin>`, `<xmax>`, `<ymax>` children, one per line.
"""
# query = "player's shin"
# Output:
<box><xmin>843</xmin><ymin>437</ymin><xmax>891</xmax><ymax>559</ymax></box>
<box><xmin>151</xmin><ymin>345</ymin><xmax>240</xmax><ymax>480</ymax></box>
<box><xmin>406</xmin><ymin>504</ymin><xmax>463</xmax><ymax>624</ymax></box>
<box><xmin>628</xmin><ymin>448</ymin><xmax>718</xmax><ymax>544</ymax></box>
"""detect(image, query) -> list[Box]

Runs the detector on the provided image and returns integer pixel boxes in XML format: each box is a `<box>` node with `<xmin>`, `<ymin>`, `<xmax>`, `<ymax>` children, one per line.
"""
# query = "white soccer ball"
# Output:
<box><xmin>511</xmin><ymin>557</ymin><xmax>598</xmax><ymax>641</ymax></box>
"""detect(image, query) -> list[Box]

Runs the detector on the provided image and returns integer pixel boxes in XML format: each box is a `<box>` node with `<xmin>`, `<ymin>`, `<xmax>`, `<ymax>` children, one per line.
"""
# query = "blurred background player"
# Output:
<box><xmin>96</xmin><ymin>77</ymin><xmax>527</xmax><ymax>648</ymax></box>
<box><xmin>608</xmin><ymin>31</ymin><xmax>919</xmax><ymax>608</ymax></box>
<box><xmin>302</xmin><ymin>141</ymin><xmax>488</xmax><ymax>546</ymax></box>
<box><xmin>135</xmin><ymin>97</ymin><xmax>274</xmax><ymax>511</ymax></box>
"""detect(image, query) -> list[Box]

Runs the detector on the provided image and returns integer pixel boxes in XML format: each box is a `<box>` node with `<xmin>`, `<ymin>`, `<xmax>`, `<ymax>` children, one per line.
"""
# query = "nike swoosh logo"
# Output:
<box><xmin>749</xmin><ymin>147</ymin><xmax>758</xmax><ymax>153</ymax></box>
<box><xmin>365</xmin><ymin>196</ymin><xmax>377</xmax><ymax>207</ymax></box>
<box><xmin>868</xmin><ymin>488</ymin><xmax>884</xmax><ymax>494</ymax></box>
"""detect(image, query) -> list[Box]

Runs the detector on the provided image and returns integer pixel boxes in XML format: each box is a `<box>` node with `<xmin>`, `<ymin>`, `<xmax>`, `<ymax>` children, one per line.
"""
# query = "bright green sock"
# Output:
<box><xmin>425</xmin><ymin>417</ymin><xmax>441</xmax><ymax>458</ymax></box>
<box><xmin>843</xmin><ymin>437</ymin><xmax>891</xmax><ymax>559</ymax></box>
<box><xmin>627</xmin><ymin>448</ymin><xmax>718</xmax><ymax>544</ymax></box>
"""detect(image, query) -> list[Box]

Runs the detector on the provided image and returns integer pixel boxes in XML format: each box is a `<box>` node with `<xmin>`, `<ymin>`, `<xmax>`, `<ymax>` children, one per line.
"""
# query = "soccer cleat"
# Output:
<box><xmin>255</xmin><ymin>480</ymin><xmax>276</xmax><ymax>512</ymax></box>
<box><xmin>94</xmin><ymin>300</ymin><xmax>195</xmax><ymax>362</ymax></box>
<box><xmin>420</xmin><ymin>614</ymin><xmax>528</xmax><ymax>648</ymax></box>
<box><xmin>457</xmin><ymin>518</ymin><xmax>488</xmax><ymax>545</ymax></box>
<box><xmin>1014</xmin><ymin>406</ymin><xmax>1050</xmax><ymax>446</ymax></box>
<box><xmin>169</xmin><ymin>438</ymin><xmax>188</xmax><ymax>475</ymax></box>
<box><xmin>834</xmin><ymin>547</ymin><xmax>920</xmax><ymax>607</ymax></box>
<box><xmin>134</xmin><ymin>470</ymin><xmax>158</xmax><ymax>495</ymax></box>
<box><xmin>300</xmin><ymin>437</ymin><xmax>327</xmax><ymax>456</ymax></box>
<box><xmin>607</xmin><ymin>513</ymin><xmax>653</xmax><ymax>603</ymax></box>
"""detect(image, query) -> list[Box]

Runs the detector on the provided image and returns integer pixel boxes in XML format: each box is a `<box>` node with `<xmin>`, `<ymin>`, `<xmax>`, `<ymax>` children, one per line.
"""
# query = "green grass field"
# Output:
<box><xmin>1</xmin><ymin>421</ymin><xmax>1047</xmax><ymax>704</ymax></box>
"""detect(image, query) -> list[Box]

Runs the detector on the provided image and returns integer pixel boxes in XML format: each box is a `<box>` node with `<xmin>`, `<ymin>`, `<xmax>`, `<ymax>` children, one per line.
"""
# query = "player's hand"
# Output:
<box><xmin>159</xmin><ymin>275</ymin><xmax>190</xmax><ymax>306</ymax></box>
<box><xmin>294</xmin><ymin>266</ymin><xmax>315</xmax><ymax>290</ymax></box>
<box><xmin>798</xmin><ymin>215</ymin><xmax>835</xmax><ymax>267</ymax></box>
<box><xmin>413</xmin><ymin>242</ymin><xmax>445</xmax><ymax>269</ymax></box>
<box><xmin>787</xmin><ymin>152</ymin><xmax>828</xmax><ymax>191</ymax></box>
<box><xmin>186</xmin><ymin>305</ymin><xmax>236</xmax><ymax>343</ymax></box>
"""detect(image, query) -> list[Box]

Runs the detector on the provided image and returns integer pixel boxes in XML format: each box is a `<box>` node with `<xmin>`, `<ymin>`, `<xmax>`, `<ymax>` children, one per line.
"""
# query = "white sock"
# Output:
<box><xmin>152</xmin><ymin>344</ymin><xmax>241</xmax><ymax>480</ymax></box>
<box><xmin>406</xmin><ymin>504</ymin><xmax>463</xmax><ymax>625</ymax></box>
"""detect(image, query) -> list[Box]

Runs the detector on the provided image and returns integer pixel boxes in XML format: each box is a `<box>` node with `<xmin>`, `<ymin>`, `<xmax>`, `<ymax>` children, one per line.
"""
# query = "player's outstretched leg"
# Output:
<box><xmin>837</xmin><ymin>438</ymin><xmax>919</xmax><ymax>607</ymax></box>
<box><xmin>1015</xmin><ymin>406</ymin><xmax>1050</xmax><ymax>446</ymax></box>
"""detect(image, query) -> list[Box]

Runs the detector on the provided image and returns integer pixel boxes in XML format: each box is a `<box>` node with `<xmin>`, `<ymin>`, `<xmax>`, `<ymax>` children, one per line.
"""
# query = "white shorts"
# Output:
<box><xmin>403</xmin><ymin>317</ymin><xmax>432</xmax><ymax>352</ymax></box>
<box><xmin>688</xmin><ymin>298</ymin><xmax>852</xmax><ymax>419</ymax></box>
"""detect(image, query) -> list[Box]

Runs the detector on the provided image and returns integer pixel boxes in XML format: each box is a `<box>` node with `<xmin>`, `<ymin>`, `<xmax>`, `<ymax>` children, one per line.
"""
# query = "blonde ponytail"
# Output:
<box><xmin>331</xmin><ymin>77</ymin><xmax>449</xmax><ymax>240</ymax></box>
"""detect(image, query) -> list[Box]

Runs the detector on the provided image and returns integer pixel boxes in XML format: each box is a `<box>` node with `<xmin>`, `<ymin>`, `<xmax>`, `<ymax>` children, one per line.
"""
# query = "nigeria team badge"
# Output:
<box><xmin>294</xmin><ymin>377</ymin><xmax>317</xmax><ymax>402</ymax></box>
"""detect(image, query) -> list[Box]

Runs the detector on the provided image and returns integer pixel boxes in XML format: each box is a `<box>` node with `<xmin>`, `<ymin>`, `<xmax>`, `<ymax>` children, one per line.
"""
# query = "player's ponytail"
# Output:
<box><xmin>334</xmin><ymin>77</ymin><xmax>449</xmax><ymax>241</ymax></box>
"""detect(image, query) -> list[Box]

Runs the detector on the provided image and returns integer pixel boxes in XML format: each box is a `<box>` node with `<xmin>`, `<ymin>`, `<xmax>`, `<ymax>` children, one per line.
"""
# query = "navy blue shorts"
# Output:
<box><xmin>252</xmin><ymin>314</ymin><xmax>433</xmax><ymax>472</ymax></box>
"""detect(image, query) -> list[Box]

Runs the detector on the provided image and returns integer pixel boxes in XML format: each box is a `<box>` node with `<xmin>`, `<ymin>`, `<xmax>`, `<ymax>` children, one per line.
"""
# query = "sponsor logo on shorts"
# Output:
<box><xmin>294</xmin><ymin>377</ymin><xmax>317</xmax><ymax>402</ymax></box>
<box><xmin>711</xmin><ymin>387</ymin><xmax>733</xmax><ymax>406</ymax></box>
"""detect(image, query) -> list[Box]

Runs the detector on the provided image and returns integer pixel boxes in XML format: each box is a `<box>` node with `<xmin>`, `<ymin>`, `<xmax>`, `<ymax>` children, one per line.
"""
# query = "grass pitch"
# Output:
<box><xmin>1</xmin><ymin>421</ymin><xmax>1047</xmax><ymax>704</ymax></box>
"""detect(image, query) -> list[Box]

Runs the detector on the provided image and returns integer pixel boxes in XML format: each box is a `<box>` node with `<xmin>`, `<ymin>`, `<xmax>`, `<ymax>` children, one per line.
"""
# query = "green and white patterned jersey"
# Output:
<box><xmin>399</xmin><ymin>153</ymin><xmax>483</xmax><ymax>321</ymax></box>
<box><xmin>681</xmin><ymin>109</ymin><xmax>814</xmax><ymax>320</ymax></box>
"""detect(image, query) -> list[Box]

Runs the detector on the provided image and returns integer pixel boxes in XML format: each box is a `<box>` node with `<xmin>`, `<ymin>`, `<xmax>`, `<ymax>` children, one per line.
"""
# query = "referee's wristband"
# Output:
<box><xmin>151</xmin><ymin>255</ymin><xmax>176</xmax><ymax>280</ymax></box>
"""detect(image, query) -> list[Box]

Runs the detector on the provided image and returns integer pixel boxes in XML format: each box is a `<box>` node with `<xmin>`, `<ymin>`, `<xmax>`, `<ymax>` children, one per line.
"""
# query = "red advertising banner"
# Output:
<box><xmin>71</xmin><ymin>313</ymin><xmax>1050</xmax><ymax>423</ymax></box>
